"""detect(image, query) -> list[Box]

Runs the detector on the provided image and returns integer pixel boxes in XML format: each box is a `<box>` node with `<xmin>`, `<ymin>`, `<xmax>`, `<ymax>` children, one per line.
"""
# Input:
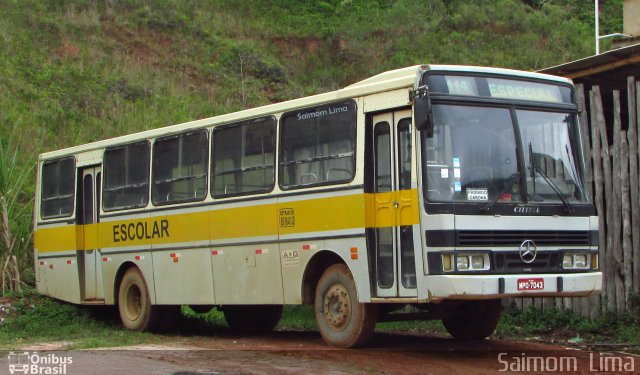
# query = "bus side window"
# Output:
<box><xmin>152</xmin><ymin>130</ymin><xmax>208</xmax><ymax>205</ymax></box>
<box><xmin>211</xmin><ymin>117</ymin><xmax>276</xmax><ymax>198</ymax></box>
<box><xmin>103</xmin><ymin>141</ymin><xmax>150</xmax><ymax>210</ymax></box>
<box><xmin>40</xmin><ymin>157</ymin><xmax>75</xmax><ymax>219</ymax></box>
<box><xmin>280</xmin><ymin>100</ymin><xmax>356</xmax><ymax>189</ymax></box>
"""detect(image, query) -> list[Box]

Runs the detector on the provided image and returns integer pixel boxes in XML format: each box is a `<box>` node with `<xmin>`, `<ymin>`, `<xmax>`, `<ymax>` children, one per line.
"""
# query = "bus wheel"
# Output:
<box><xmin>117</xmin><ymin>267</ymin><xmax>160</xmax><ymax>331</ymax></box>
<box><xmin>223</xmin><ymin>305</ymin><xmax>283</xmax><ymax>334</ymax></box>
<box><xmin>314</xmin><ymin>264</ymin><xmax>377</xmax><ymax>348</ymax></box>
<box><xmin>442</xmin><ymin>299</ymin><xmax>501</xmax><ymax>340</ymax></box>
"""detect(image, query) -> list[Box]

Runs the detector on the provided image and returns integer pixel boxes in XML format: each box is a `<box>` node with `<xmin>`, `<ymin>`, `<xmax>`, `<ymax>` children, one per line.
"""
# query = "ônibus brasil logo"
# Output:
<box><xmin>7</xmin><ymin>352</ymin><xmax>72</xmax><ymax>375</ymax></box>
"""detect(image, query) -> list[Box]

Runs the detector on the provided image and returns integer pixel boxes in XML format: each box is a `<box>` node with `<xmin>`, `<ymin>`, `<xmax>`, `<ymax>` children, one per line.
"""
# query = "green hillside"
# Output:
<box><xmin>0</xmin><ymin>0</ymin><xmax>622</xmax><ymax>283</ymax></box>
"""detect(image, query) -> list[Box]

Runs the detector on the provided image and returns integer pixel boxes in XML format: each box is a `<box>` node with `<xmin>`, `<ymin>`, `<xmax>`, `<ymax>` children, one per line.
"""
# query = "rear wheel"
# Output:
<box><xmin>117</xmin><ymin>267</ymin><xmax>161</xmax><ymax>331</ymax></box>
<box><xmin>314</xmin><ymin>264</ymin><xmax>377</xmax><ymax>348</ymax></box>
<box><xmin>442</xmin><ymin>299</ymin><xmax>502</xmax><ymax>340</ymax></box>
<box><xmin>222</xmin><ymin>305</ymin><xmax>283</xmax><ymax>333</ymax></box>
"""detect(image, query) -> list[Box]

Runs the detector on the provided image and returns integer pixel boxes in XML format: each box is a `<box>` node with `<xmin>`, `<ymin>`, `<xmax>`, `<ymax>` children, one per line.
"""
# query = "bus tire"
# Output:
<box><xmin>442</xmin><ymin>299</ymin><xmax>501</xmax><ymax>340</ymax></box>
<box><xmin>117</xmin><ymin>267</ymin><xmax>161</xmax><ymax>332</ymax></box>
<box><xmin>314</xmin><ymin>264</ymin><xmax>377</xmax><ymax>348</ymax></box>
<box><xmin>222</xmin><ymin>305</ymin><xmax>283</xmax><ymax>334</ymax></box>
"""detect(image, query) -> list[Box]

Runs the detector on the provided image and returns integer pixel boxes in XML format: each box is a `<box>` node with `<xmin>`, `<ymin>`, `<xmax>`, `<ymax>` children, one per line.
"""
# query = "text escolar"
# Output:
<box><xmin>112</xmin><ymin>220</ymin><xmax>169</xmax><ymax>243</ymax></box>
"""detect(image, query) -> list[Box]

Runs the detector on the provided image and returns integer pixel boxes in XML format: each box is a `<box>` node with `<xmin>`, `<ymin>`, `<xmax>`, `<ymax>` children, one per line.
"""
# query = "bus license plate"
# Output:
<box><xmin>517</xmin><ymin>278</ymin><xmax>544</xmax><ymax>291</ymax></box>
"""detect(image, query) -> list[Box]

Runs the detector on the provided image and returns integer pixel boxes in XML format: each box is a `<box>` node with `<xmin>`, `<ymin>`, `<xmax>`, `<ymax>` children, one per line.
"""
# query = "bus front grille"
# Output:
<box><xmin>456</xmin><ymin>230</ymin><xmax>591</xmax><ymax>247</ymax></box>
<box><xmin>493</xmin><ymin>251</ymin><xmax>562</xmax><ymax>273</ymax></box>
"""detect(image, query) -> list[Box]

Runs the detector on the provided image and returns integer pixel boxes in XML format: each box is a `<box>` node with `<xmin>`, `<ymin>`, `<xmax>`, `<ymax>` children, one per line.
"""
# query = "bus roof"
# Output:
<box><xmin>40</xmin><ymin>64</ymin><xmax>572</xmax><ymax>160</ymax></box>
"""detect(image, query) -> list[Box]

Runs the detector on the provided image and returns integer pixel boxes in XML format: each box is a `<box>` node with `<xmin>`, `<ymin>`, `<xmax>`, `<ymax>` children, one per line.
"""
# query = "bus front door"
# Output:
<box><xmin>78</xmin><ymin>167</ymin><xmax>104</xmax><ymax>302</ymax></box>
<box><xmin>371</xmin><ymin>110</ymin><xmax>417</xmax><ymax>298</ymax></box>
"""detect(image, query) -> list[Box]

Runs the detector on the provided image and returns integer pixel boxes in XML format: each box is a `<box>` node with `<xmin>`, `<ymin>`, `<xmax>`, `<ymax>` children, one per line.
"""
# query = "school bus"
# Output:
<box><xmin>34</xmin><ymin>65</ymin><xmax>601</xmax><ymax>348</ymax></box>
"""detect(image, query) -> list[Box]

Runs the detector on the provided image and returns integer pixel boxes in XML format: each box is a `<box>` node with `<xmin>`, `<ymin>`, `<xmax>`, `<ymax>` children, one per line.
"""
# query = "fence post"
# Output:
<box><xmin>633</xmin><ymin>80</ymin><xmax>640</xmax><ymax>296</ymax></box>
<box><xmin>589</xmin><ymin>88</ymin><xmax>605</xmax><ymax>316</ymax></box>
<box><xmin>621</xmin><ymin>131</ymin><xmax>632</xmax><ymax>309</ymax></box>
<box><xmin>592</xmin><ymin>86</ymin><xmax>615</xmax><ymax>311</ymax></box>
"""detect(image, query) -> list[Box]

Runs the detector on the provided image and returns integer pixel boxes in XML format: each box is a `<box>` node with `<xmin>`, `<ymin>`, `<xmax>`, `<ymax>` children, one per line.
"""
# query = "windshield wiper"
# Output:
<box><xmin>528</xmin><ymin>142</ymin><xmax>574</xmax><ymax>213</ymax></box>
<box><xmin>482</xmin><ymin>172</ymin><xmax>522</xmax><ymax>213</ymax></box>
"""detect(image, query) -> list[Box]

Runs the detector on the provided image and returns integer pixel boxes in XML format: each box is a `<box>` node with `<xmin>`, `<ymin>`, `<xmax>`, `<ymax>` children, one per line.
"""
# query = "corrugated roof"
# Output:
<box><xmin>539</xmin><ymin>43</ymin><xmax>640</xmax><ymax>87</ymax></box>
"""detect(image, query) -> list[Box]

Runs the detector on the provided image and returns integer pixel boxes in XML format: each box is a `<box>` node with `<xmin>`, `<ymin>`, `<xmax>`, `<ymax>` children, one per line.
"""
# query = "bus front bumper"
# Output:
<box><xmin>423</xmin><ymin>272</ymin><xmax>602</xmax><ymax>301</ymax></box>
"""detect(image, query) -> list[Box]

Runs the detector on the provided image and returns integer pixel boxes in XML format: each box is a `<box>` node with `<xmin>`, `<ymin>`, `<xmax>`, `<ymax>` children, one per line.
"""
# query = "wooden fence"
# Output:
<box><xmin>507</xmin><ymin>77</ymin><xmax>640</xmax><ymax>318</ymax></box>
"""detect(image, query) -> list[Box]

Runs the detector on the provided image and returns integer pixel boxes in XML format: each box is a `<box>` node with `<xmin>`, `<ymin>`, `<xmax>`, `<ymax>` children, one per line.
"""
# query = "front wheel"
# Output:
<box><xmin>314</xmin><ymin>264</ymin><xmax>377</xmax><ymax>348</ymax></box>
<box><xmin>442</xmin><ymin>299</ymin><xmax>502</xmax><ymax>340</ymax></box>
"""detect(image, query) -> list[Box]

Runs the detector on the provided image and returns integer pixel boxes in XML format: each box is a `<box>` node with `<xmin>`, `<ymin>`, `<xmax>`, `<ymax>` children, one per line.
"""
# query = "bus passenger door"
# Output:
<box><xmin>78</xmin><ymin>166</ymin><xmax>104</xmax><ymax>301</ymax></box>
<box><xmin>371</xmin><ymin>110</ymin><xmax>417</xmax><ymax>298</ymax></box>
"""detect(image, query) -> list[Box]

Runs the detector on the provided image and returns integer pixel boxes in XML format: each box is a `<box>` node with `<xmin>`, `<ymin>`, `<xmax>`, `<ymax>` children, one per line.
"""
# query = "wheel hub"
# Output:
<box><xmin>323</xmin><ymin>283</ymin><xmax>351</xmax><ymax>330</ymax></box>
<box><xmin>125</xmin><ymin>284</ymin><xmax>142</xmax><ymax>320</ymax></box>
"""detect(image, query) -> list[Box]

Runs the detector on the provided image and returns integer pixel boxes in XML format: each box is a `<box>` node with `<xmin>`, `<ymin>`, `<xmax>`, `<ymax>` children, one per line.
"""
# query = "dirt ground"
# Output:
<box><xmin>3</xmin><ymin>330</ymin><xmax>638</xmax><ymax>375</ymax></box>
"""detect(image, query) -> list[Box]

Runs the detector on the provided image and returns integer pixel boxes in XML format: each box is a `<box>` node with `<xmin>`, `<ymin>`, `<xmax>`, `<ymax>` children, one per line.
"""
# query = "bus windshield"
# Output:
<box><xmin>423</xmin><ymin>104</ymin><xmax>588</xmax><ymax>205</ymax></box>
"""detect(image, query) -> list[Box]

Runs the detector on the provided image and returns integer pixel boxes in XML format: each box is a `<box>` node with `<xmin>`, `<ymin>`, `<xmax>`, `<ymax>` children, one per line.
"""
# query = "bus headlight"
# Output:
<box><xmin>471</xmin><ymin>255</ymin><xmax>485</xmax><ymax>269</ymax></box>
<box><xmin>574</xmin><ymin>254</ymin><xmax>588</xmax><ymax>268</ymax></box>
<box><xmin>452</xmin><ymin>253</ymin><xmax>490</xmax><ymax>271</ymax></box>
<box><xmin>457</xmin><ymin>256</ymin><xmax>469</xmax><ymax>270</ymax></box>
<box><xmin>441</xmin><ymin>253</ymin><xmax>491</xmax><ymax>272</ymax></box>
<box><xmin>562</xmin><ymin>252</ymin><xmax>592</xmax><ymax>270</ymax></box>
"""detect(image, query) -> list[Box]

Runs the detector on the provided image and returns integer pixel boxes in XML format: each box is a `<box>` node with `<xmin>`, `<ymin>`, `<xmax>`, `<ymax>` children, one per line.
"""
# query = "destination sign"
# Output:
<box><xmin>486</xmin><ymin>78</ymin><xmax>563</xmax><ymax>103</ymax></box>
<box><xmin>435</xmin><ymin>75</ymin><xmax>570</xmax><ymax>104</ymax></box>
<box><xmin>444</xmin><ymin>76</ymin><xmax>478</xmax><ymax>96</ymax></box>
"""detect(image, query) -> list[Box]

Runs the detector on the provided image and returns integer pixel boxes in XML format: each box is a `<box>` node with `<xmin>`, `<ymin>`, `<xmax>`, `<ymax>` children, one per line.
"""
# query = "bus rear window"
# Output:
<box><xmin>103</xmin><ymin>141</ymin><xmax>150</xmax><ymax>210</ymax></box>
<box><xmin>280</xmin><ymin>100</ymin><xmax>356</xmax><ymax>188</ymax></box>
<box><xmin>40</xmin><ymin>157</ymin><xmax>75</xmax><ymax>219</ymax></box>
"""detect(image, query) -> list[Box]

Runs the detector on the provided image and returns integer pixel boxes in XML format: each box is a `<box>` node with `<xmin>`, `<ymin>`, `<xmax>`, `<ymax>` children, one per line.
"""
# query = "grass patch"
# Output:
<box><xmin>181</xmin><ymin>304</ymin><xmax>319</xmax><ymax>331</ymax></box>
<box><xmin>279</xmin><ymin>305</ymin><xmax>317</xmax><ymax>330</ymax></box>
<box><xmin>496</xmin><ymin>304</ymin><xmax>640</xmax><ymax>347</ymax></box>
<box><xmin>0</xmin><ymin>289</ymin><xmax>158</xmax><ymax>350</ymax></box>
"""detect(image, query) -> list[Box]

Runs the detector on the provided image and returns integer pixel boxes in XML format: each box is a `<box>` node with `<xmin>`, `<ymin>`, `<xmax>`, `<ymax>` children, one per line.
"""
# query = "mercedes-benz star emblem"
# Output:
<box><xmin>519</xmin><ymin>240</ymin><xmax>538</xmax><ymax>263</ymax></box>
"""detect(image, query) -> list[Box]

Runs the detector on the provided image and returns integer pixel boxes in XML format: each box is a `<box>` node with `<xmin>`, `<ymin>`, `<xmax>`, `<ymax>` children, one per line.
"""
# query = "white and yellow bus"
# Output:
<box><xmin>34</xmin><ymin>65</ymin><xmax>601</xmax><ymax>348</ymax></box>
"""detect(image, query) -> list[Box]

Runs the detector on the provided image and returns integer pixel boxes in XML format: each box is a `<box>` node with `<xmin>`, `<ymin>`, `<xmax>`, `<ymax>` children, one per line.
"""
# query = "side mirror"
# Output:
<box><xmin>413</xmin><ymin>85</ymin><xmax>433</xmax><ymax>137</ymax></box>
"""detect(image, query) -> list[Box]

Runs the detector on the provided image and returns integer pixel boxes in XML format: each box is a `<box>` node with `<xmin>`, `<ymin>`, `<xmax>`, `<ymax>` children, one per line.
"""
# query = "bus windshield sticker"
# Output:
<box><xmin>454</xmin><ymin>181</ymin><xmax>462</xmax><ymax>192</ymax></box>
<box><xmin>452</xmin><ymin>157</ymin><xmax>460</xmax><ymax>168</ymax></box>
<box><xmin>467</xmin><ymin>188</ymin><xmax>488</xmax><ymax>201</ymax></box>
<box><xmin>453</xmin><ymin>168</ymin><xmax>461</xmax><ymax>178</ymax></box>
<box><xmin>441</xmin><ymin>168</ymin><xmax>449</xmax><ymax>178</ymax></box>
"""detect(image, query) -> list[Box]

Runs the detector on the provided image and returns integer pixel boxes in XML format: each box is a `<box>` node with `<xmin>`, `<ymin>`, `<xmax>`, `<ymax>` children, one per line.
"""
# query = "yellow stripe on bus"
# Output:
<box><xmin>210</xmin><ymin>203</ymin><xmax>278</xmax><ymax>240</ymax></box>
<box><xmin>35</xmin><ymin>225</ymin><xmax>77</xmax><ymax>253</ymax></box>
<box><xmin>35</xmin><ymin>189</ymin><xmax>420</xmax><ymax>253</ymax></box>
<box><xmin>278</xmin><ymin>194</ymin><xmax>368</xmax><ymax>236</ymax></box>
